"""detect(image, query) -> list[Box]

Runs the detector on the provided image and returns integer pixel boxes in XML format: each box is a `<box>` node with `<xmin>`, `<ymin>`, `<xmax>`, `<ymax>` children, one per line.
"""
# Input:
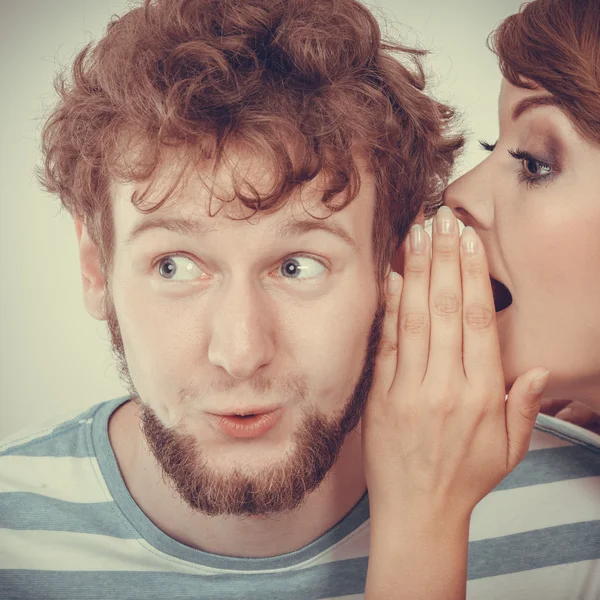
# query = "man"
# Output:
<box><xmin>1</xmin><ymin>0</ymin><xmax>598</xmax><ymax>598</ymax></box>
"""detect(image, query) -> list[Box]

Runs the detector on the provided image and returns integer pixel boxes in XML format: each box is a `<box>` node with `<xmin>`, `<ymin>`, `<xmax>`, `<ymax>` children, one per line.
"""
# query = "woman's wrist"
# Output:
<box><xmin>366</xmin><ymin>509</ymin><xmax>471</xmax><ymax>600</ymax></box>
<box><xmin>369</xmin><ymin>504</ymin><xmax>471</xmax><ymax>552</ymax></box>
<box><xmin>369</xmin><ymin>492</ymin><xmax>473</xmax><ymax>534</ymax></box>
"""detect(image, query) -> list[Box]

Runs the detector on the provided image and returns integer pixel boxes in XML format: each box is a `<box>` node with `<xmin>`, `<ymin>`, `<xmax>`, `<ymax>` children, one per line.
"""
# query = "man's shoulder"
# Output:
<box><xmin>481</xmin><ymin>413</ymin><xmax>600</xmax><ymax>512</ymax></box>
<box><xmin>466</xmin><ymin>413</ymin><xmax>600</xmax><ymax>587</ymax></box>
<box><xmin>0</xmin><ymin>400</ymin><xmax>116</xmax><ymax>459</ymax></box>
<box><xmin>511</xmin><ymin>412</ymin><xmax>600</xmax><ymax>492</ymax></box>
<box><xmin>0</xmin><ymin>397</ymin><xmax>128</xmax><ymax>501</ymax></box>
<box><xmin>0</xmin><ymin>396</ymin><xmax>145</xmax><ymax>587</ymax></box>
<box><xmin>501</xmin><ymin>412</ymin><xmax>600</xmax><ymax>482</ymax></box>
<box><xmin>532</xmin><ymin>412</ymin><xmax>600</xmax><ymax>453</ymax></box>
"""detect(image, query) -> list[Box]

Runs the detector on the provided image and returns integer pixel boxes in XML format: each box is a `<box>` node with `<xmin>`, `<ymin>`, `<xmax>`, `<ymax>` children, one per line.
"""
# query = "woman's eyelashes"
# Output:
<box><xmin>479</xmin><ymin>140</ymin><xmax>497</xmax><ymax>152</ymax></box>
<box><xmin>507</xmin><ymin>149</ymin><xmax>555</xmax><ymax>187</ymax></box>
<box><xmin>479</xmin><ymin>139</ymin><xmax>558</xmax><ymax>187</ymax></box>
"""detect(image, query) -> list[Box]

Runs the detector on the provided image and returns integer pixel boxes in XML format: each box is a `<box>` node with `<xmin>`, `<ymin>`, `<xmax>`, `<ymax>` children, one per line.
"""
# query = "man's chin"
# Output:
<box><xmin>139</xmin><ymin>402</ymin><xmax>350</xmax><ymax>516</ymax></box>
<box><xmin>193</xmin><ymin>450</ymin><xmax>295</xmax><ymax>485</ymax></box>
<box><xmin>176</xmin><ymin>462</ymin><xmax>313</xmax><ymax>517</ymax></box>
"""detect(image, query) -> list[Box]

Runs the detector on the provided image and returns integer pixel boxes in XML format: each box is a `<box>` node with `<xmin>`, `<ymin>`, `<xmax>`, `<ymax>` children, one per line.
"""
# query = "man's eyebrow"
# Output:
<box><xmin>125</xmin><ymin>217</ymin><xmax>214</xmax><ymax>246</ymax></box>
<box><xmin>125</xmin><ymin>215</ymin><xmax>360</xmax><ymax>251</ymax></box>
<box><xmin>512</xmin><ymin>95</ymin><xmax>563</xmax><ymax>121</ymax></box>
<box><xmin>275</xmin><ymin>219</ymin><xmax>359</xmax><ymax>251</ymax></box>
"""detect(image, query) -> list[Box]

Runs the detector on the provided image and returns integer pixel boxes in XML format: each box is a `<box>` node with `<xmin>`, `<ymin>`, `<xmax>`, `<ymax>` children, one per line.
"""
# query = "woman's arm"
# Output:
<box><xmin>366</xmin><ymin>508</ymin><xmax>470</xmax><ymax>600</ymax></box>
<box><xmin>363</xmin><ymin>208</ymin><xmax>550</xmax><ymax>599</ymax></box>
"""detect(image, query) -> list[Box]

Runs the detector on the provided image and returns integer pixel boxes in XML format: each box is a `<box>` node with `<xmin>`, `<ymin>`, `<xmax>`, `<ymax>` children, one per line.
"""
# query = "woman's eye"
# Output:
<box><xmin>522</xmin><ymin>157</ymin><xmax>552</xmax><ymax>177</ymax></box>
<box><xmin>508</xmin><ymin>149</ymin><xmax>554</xmax><ymax>185</ymax></box>
<box><xmin>157</xmin><ymin>256</ymin><xmax>203</xmax><ymax>281</ymax></box>
<box><xmin>278</xmin><ymin>256</ymin><xmax>326</xmax><ymax>280</ymax></box>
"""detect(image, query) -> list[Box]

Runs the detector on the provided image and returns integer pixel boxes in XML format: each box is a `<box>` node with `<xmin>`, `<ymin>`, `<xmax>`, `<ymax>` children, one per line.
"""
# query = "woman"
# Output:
<box><xmin>363</xmin><ymin>0</ymin><xmax>600</xmax><ymax>597</ymax></box>
<box><xmin>446</xmin><ymin>0</ymin><xmax>600</xmax><ymax>419</ymax></box>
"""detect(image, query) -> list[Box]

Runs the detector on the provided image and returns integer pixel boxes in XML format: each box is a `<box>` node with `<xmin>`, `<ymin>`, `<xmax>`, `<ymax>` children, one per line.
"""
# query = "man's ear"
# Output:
<box><xmin>75</xmin><ymin>218</ymin><xmax>107</xmax><ymax>321</ymax></box>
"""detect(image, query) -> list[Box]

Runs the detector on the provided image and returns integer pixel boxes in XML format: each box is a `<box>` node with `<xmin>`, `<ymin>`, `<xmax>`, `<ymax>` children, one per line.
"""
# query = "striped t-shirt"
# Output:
<box><xmin>1</xmin><ymin>396</ymin><xmax>599</xmax><ymax>600</ymax></box>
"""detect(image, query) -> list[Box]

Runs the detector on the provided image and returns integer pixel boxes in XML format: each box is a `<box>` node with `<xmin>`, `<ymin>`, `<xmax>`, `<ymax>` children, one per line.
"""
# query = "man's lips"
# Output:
<box><xmin>206</xmin><ymin>405</ymin><xmax>282</xmax><ymax>417</ymax></box>
<box><xmin>206</xmin><ymin>407</ymin><xmax>283</xmax><ymax>439</ymax></box>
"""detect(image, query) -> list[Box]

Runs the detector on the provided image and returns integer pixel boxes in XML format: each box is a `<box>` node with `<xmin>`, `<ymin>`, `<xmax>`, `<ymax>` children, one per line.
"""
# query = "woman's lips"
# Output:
<box><xmin>206</xmin><ymin>408</ymin><xmax>283</xmax><ymax>439</ymax></box>
<box><xmin>490</xmin><ymin>277</ymin><xmax>513</xmax><ymax>313</ymax></box>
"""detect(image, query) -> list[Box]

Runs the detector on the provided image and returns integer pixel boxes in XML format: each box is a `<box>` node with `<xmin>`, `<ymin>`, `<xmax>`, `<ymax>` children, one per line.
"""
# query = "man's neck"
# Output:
<box><xmin>108</xmin><ymin>399</ymin><xmax>367</xmax><ymax>558</ymax></box>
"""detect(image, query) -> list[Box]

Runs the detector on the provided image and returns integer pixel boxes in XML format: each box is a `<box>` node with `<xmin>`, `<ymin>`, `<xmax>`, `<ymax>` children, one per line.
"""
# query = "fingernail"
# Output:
<box><xmin>410</xmin><ymin>224</ymin><xmax>425</xmax><ymax>254</ymax></box>
<box><xmin>530</xmin><ymin>369</ymin><xmax>550</xmax><ymax>395</ymax></box>
<box><xmin>387</xmin><ymin>271</ymin><xmax>402</xmax><ymax>295</ymax></box>
<box><xmin>436</xmin><ymin>205</ymin><xmax>454</xmax><ymax>234</ymax></box>
<box><xmin>461</xmin><ymin>226</ymin><xmax>478</xmax><ymax>254</ymax></box>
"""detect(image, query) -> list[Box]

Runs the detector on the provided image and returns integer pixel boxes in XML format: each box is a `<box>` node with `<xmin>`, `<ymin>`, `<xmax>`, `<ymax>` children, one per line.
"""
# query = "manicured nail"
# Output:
<box><xmin>461</xmin><ymin>226</ymin><xmax>478</xmax><ymax>254</ymax></box>
<box><xmin>387</xmin><ymin>271</ymin><xmax>402</xmax><ymax>295</ymax></box>
<box><xmin>436</xmin><ymin>205</ymin><xmax>454</xmax><ymax>234</ymax></box>
<box><xmin>530</xmin><ymin>369</ymin><xmax>550</xmax><ymax>395</ymax></box>
<box><xmin>410</xmin><ymin>224</ymin><xmax>425</xmax><ymax>254</ymax></box>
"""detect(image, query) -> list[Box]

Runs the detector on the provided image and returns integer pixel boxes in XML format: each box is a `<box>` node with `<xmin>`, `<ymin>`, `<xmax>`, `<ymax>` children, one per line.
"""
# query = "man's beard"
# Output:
<box><xmin>106</xmin><ymin>295</ymin><xmax>385</xmax><ymax>517</ymax></box>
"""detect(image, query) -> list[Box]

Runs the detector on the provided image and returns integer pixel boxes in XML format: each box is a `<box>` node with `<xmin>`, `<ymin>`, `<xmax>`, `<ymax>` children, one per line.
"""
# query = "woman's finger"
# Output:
<box><xmin>506</xmin><ymin>368</ymin><xmax>550</xmax><ymax>471</ymax></box>
<box><xmin>371</xmin><ymin>271</ymin><xmax>404</xmax><ymax>396</ymax></box>
<box><xmin>426</xmin><ymin>206</ymin><xmax>463</xmax><ymax>380</ymax></box>
<box><xmin>393</xmin><ymin>223</ymin><xmax>431</xmax><ymax>387</ymax></box>
<box><xmin>459</xmin><ymin>226</ymin><xmax>503</xmax><ymax>387</ymax></box>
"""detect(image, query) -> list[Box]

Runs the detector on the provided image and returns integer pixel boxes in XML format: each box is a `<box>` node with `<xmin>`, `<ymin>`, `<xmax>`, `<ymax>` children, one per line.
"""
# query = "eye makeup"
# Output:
<box><xmin>480</xmin><ymin>121</ymin><xmax>565</xmax><ymax>189</ymax></box>
<box><xmin>520</xmin><ymin>126</ymin><xmax>564</xmax><ymax>169</ymax></box>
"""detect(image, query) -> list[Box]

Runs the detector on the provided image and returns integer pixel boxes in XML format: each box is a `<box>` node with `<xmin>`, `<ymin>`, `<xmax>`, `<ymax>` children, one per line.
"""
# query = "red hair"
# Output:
<box><xmin>40</xmin><ymin>0</ymin><xmax>463</xmax><ymax>285</ymax></box>
<box><xmin>490</xmin><ymin>0</ymin><xmax>600</xmax><ymax>144</ymax></box>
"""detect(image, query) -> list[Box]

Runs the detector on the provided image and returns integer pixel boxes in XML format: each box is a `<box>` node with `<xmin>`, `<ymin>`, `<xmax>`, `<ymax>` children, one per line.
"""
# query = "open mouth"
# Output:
<box><xmin>490</xmin><ymin>277</ymin><xmax>513</xmax><ymax>313</ymax></box>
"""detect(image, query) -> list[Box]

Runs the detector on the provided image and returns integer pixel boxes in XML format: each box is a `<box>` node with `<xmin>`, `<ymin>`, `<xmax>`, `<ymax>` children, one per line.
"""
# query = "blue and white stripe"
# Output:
<box><xmin>1</xmin><ymin>397</ymin><xmax>599</xmax><ymax>599</ymax></box>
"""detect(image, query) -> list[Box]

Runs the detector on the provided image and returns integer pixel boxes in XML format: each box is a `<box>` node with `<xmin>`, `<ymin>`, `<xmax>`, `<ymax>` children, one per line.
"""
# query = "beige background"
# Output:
<box><xmin>0</xmin><ymin>0</ymin><xmax>523</xmax><ymax>437</ymax></box>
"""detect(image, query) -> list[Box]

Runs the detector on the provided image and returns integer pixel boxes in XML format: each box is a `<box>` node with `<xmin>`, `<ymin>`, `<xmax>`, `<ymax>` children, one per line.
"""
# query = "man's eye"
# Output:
<box><xmin>278</xmin><ymin>256</ymin><xmax>326</xmax><ymax>279</ymax></box>
<box><xmin>155</xmin><ymin>255</ymin><xmax>326</xmax><ymax>282</ymax></box>
<box><xmin>157</xmin><ymin>256</ymin><xmax>203</xmax><ymax>280</ymax></box>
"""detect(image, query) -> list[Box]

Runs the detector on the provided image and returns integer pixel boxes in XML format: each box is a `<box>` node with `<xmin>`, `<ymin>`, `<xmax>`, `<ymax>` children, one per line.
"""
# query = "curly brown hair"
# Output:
<box><xmin>489</xmin><ymin>0</ymin><xmax>600</xmax><ymax>144</ymax></box>
<box><xmin>40</xmin><ymin>0</ymin><xmax>463</xmax><ymax>286</ymax></box>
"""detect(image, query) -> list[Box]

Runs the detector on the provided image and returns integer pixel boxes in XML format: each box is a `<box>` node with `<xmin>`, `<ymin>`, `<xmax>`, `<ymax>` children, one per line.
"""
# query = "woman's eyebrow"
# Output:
<box><xmin>512</xmin><ymin>95</ymin><xmax>563</xmax><ymax>121</ymax></box>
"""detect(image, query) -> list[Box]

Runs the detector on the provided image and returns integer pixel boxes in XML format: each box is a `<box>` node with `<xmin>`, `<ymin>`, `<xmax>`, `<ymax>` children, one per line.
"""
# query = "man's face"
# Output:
<box><xmin>102</xmin><ymin>148</ymin><xmax>382</xmax><ymax>515</ymax></box>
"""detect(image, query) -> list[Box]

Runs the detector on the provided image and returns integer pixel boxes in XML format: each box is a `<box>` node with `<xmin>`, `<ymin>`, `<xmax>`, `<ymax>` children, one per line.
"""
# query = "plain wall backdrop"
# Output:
<box><xmin>0</xmin><ymin>0</ymin><xmax>523</xmax><ymax>437</ymax></box>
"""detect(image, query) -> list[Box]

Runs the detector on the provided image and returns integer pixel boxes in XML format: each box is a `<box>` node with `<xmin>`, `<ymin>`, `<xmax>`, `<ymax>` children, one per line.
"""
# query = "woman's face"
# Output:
<box><xmin>444</xmin><ymin>79</ymin><xmax>600</xmax><ymax>409</ymax></box>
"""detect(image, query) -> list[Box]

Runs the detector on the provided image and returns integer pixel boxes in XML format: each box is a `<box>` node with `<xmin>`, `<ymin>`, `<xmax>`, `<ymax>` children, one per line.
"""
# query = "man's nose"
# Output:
<box><xmin>442</xmin><ymin>161</ymin><xmax>494</xmax><ymax>230</ymax></box>
<box><xmin>207</xmin><ymin>278</ymin><xmax>276</xmax><ymax>380</ymax></box>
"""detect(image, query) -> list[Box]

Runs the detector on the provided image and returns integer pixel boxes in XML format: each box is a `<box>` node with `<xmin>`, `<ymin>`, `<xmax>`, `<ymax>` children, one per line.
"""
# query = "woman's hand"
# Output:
<box><xmin>362</xmin><ymin>206</ymin><xmax>550</xmax><ymax>600</ymax></box>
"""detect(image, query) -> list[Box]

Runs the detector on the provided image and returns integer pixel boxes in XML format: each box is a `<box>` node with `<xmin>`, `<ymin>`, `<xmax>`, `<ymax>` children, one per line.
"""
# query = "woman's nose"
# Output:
<box><xmin>442</xmin><ymin>161</ymin><xmax>494</xmax><ymax>230</ymax></box>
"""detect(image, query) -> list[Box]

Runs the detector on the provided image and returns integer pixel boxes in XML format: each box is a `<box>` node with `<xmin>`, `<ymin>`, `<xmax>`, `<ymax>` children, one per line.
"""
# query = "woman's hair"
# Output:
<box><xmin>40</xmin><ymin>0</ymin><xmax>463</xmax><ymax>284</ymax></box>
<box><xmin>489</xmin><ymin>0</ymin><xmax>600</xmax><ymax>144</ymax></box>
